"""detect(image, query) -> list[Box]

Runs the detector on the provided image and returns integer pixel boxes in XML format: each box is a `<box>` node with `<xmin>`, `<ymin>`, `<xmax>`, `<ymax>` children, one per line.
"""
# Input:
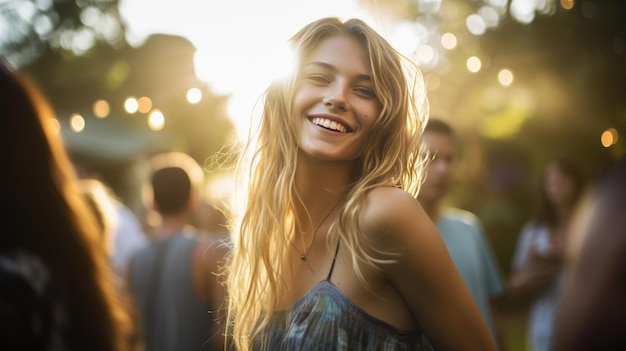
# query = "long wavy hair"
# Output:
<box><xmin>0</xmin><ymin>63</ymin><xmax>135</xmax><ymax>351</ymax></box>
<box><xmin>224</xmin><ymin>17</ymin><xmax>429</xmax><ymax>350</ymax></box>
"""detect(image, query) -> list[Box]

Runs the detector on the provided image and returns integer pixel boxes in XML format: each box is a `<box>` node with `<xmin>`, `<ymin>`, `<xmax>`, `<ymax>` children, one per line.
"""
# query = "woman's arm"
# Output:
<box><xmin>363</xmin><ymin>187</ymin><xmax>497</xmax><ymax>351</ymax></box>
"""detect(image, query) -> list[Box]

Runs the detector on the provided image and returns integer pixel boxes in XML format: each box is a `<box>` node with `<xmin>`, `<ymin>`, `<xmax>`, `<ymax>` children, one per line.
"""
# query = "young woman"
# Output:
<box><xmin>509</xmin><ymin>157</ymin><xmax>586</xmax><ymax>351</ymax></box>
<box><xmin>224</xmin><ymin>17</ymin><xmax>496</xmax><ymax>351</ymax></box>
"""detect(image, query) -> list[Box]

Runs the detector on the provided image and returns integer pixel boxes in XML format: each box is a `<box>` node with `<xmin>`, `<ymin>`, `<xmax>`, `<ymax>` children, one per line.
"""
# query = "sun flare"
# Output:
<box><xmin>119</xmin><ymin>0</ymin><xmax>376</xmax><ymax>138</ymax></box>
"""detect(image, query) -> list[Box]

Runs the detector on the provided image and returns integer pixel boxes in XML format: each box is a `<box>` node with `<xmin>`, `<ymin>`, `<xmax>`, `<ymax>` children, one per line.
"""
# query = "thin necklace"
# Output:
<box><xmin>290</xmin><ymin>199</ymin><xmax>342</xmax><ymax>261</ymax></box>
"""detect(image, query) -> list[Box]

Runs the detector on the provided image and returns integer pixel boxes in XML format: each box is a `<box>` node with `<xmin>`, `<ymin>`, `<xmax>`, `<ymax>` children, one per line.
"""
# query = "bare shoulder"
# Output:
<box><xmin>362</xmin><ymin>186</ymin><xmax>423</xmax><ymax>230</ymax></box>
<box><xmin>366</xmin><ymin>186</ymin><xmax>415</xmax><ymax>203</ymax></box>
<box><xmin>361</xmin><ymin>186</ymin><xmax>433</xmax><ymax>250</ymax></box>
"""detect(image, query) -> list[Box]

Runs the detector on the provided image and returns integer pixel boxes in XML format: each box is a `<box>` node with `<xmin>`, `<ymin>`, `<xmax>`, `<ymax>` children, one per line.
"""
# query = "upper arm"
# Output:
<box><xmin>362</xmin><ymin>188</ymin><xmax>496</xmax><ymax>351</ymax></box>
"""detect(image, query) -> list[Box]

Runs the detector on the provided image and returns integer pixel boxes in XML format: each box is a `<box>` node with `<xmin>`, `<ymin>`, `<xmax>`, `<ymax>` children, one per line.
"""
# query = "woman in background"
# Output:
<box><xmin>0</xmin><ymin>62</ymin><xmax>137</xmax><ymax>351</ymax></box>
<box><xmin>509</xmin><ymin>157</ymin><xmax>586</xmax><ymax>351</ymax></box>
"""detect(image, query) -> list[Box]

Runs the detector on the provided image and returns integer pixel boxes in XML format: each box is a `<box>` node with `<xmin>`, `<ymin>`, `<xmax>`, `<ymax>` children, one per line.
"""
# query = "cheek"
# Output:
<box><xmin>360</xmin><ymin>107</ymin><xmax>381</xmax><ymax>130</ymax></box>
<box><xmin>355</xmin><ymin>110</ymin><xmax>381</xmax><ymax>149</ymax></box>
<box><xmin>292</xmin><ymin>85</ymin><xmax>315</xmax><ymax>114</ymax></box>
<box><xmin>291</xmin><ymin>90</ymin><xmax>305</xmax><ymax>116</ymax></box>
<box><xmin>362</xmin><ymin>116</ymin><xmax>375</xmax><ymax>131</ymax></box>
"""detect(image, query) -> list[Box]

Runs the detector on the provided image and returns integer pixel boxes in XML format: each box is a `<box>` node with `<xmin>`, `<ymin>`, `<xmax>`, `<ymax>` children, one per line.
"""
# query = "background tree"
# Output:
<box><xmin>0</xmin><ymin>0</ymin><xmax>125</xmax><ymax>68</ymax></box>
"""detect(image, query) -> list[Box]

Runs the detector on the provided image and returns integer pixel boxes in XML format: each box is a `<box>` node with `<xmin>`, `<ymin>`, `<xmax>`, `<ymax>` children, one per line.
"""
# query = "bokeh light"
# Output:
<box><xmin>124</xmin><ymin>96</ymin><xmax>139</xmax><ymax>114</ymax></box>
<box><xmin>137</xmin><ymin>96</ymin><xmax>152</xmax><ymax>113</ymax></box>
<box><xmin>186</xmin><ymin>88</ymin><xmax>202</xmax><ymax>104</ymax></box>
<box><xmin>510</xmin><ymin>0</ymin><xmax>536</xmax><ymax>24</ymax></box>
<box><xmin>441</xmin><ymin>32</ymin><xmax>458</xmax><ymax>50</ymax></box>
<box><xmin>498</xmin><ymin>69</ymin><xmax>514</xmax><ymax>86</ymax></box>
<box><xmin>601</xmin><ymin>127</ymin><xmax>619</xmax><ymax>147</ymax></box>
<box><xmin>148</xmin><ymin>109</ymin><xmax>165</xmax><ymax>131</ymax></box>
<box><xmin>416</xmin><ymin>44</ymin><xmax>436</xmax><ymax>66</ymax></box>
<box><xmin>93</xmin><ymin>99</ymin><xmax>110</xmax><ymax>118</ymax></box>
<box><xmin>467</xmin><ymin>56</ymin><xmax>482</xmax><ymax>73</ymax></box>
<box><xmin>479</xmin><ymin>6</ymin><xmax>500</xmax><ymax>28</ymax></box>
<box><xmin>69</xmin><ymin>113</ymin><xmax>85</xmax><ymax>133</ymax></box>
<box><xmin>466</xmin><ymin>14</ymin><xmax>487</xmax><ymax>36</ymax></box>
<box><xmin>561</xmin><ymin>0</ymin><xmax>575</xmax><ymax>10</ymax></box>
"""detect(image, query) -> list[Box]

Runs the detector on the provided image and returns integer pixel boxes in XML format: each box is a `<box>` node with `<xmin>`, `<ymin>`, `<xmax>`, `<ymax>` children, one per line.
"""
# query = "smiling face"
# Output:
<box><xmin>292</xmin><ymin>34</ymin><xmax>381</xmax><ymax>162</ymax></box>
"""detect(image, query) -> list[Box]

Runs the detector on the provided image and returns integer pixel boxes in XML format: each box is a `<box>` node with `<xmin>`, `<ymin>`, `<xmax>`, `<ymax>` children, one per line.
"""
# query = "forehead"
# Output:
<box><xmin>302</xmin><ymin>34</ymin><xmax>371</xmax><ymax>75</ymax></box>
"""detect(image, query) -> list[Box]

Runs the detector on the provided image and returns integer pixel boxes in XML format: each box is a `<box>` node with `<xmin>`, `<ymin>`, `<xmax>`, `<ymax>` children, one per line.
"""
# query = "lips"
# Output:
<box><xmin>310</xmin><ymin>117</ymin><xmax>352</xmax><ymax>133</ymax></box>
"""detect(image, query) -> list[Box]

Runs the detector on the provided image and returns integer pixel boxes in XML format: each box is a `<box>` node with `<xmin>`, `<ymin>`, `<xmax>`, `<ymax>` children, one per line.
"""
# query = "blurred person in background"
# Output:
<box><xmin>0</xmin><ymin>61</ymin><xmax>136</xmax><ymax>350</ymax></box>
<box><xmin>552</xmin><ymin>155</ymin><xmax>626</xmax><ymax>351</ymax></box>
<box><xmin>79</xmin><ymin>178</ymin><xmax>120</xmax><ymax>256</ymax></box>
<box><xmin>79</xmin><ymin>177</ymin><xmax>143</xmax><ymax>349</ymax></box>
<box><xmin>110</xmin><ymin>193</ymin><xmax>148</xmax><ymax>283</ymax></box>
<box><xmin>79</xmin><ymin>176</ymin><xmax>147</xmax><ymax>287</ymax></box>
<box><xmin>509</xmin><ymin>157</ymin><xmax>586</xmax><ymax>351</ymax></box>
<box><xmin>128</xmin><ymin>151</ymin><xmax>228</xmax><ymax>351</ymax></box>
<box><xmin>417</xmin><ymin>118</ymin><xmax>507</xmax><ymax>350</ymax></box>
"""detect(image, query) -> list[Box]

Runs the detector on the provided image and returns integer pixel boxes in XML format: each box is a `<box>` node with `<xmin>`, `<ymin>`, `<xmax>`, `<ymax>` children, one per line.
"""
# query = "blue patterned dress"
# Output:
<box><xmin>252</xmin><ymin>243</ymin><xmax>434</xmax><ymax>351</ymax></box>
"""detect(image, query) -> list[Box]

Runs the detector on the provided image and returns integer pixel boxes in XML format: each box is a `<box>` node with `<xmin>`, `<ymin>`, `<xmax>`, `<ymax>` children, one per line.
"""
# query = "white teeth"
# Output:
<box><xmin>312</xmin><ymin>118</ymin><xmax>347</xmax><ymax>133</ymax></box>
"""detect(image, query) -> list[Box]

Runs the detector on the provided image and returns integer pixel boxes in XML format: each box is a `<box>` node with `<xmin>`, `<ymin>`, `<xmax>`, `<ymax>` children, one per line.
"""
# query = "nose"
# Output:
<box><xmin>323</xmin><ymin>84</ymin><xmax>349</xmax><ymax>111</ymax></box>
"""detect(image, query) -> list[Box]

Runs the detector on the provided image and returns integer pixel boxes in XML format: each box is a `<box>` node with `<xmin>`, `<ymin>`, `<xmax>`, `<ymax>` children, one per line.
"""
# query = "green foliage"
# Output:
<box><xmin>0</xmin><ymin>0</ymin><xmax>124</xmax><ymax>68</ymax></box>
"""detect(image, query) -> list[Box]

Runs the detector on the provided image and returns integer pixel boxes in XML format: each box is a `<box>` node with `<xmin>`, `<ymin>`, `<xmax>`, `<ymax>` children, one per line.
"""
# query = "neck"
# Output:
<box><xmin>152</xmin><ymin>212</ymin><xmax>191</xmax><ymax>239</ymax></box>
<box><xmin>294</xmin><ymin>155</ymin><xmax>351</xmax><ymax>231</ymax></box>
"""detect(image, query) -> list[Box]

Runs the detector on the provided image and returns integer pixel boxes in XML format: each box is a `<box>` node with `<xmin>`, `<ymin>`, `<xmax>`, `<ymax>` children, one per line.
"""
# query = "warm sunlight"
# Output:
<box><xmin>119</xmin><ymin>0</ymin><xmax>378</xmax><ymax>137</ymax></box>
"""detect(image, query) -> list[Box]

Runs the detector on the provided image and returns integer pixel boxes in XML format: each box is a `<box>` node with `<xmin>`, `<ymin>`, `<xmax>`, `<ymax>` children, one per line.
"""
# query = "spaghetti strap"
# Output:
<box><xmin>327</xmin><ymin>239</ymin><xmax>340</xmax><ymax>281</ymax></box>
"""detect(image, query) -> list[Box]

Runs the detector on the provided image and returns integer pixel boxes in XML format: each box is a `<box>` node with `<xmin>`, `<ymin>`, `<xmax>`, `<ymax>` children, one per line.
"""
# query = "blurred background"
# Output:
<box><xmin>1</xmin><ymin>0</ymin><xmax>624</xmax><ymax>349</ymax></box>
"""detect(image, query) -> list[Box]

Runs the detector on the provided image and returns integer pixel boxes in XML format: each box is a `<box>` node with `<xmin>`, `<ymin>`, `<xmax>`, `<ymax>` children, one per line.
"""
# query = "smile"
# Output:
<box><xmin>311</xmin><ymin>117</ymin><xmax>348</xmax><ymax>133</ymax></box>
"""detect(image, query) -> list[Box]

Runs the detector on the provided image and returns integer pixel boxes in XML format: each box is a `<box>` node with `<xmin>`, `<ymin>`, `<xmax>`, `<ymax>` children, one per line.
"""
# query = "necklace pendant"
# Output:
<box><xmin>300</xmin><ymin>255</ymin><xmax>306</xmax><ymax>261</ymax></box>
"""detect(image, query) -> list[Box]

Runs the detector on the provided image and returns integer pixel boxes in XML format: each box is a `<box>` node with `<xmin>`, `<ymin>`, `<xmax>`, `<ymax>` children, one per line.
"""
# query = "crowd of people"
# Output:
<box><xmin>1</xmin><ymin>15</ymin><xmax>624</xmax><ymax>351</ymax></box>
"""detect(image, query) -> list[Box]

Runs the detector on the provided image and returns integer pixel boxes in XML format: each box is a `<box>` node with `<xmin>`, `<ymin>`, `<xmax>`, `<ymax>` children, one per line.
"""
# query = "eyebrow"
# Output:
<box><xmin>305</xmin><ymin>61</ymin><xmax>373</xmax><ymax>83</ymax></box>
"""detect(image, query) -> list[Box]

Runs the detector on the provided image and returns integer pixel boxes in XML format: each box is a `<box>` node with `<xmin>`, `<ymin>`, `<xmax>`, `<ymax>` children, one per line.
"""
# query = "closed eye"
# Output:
<box><xmin>306</xmin><ymin>74</ymin><xmax>331</xmax><ymax>85</ymax></box>
<box><xmin>354</xmin><ymin>86</ymin><xmax>376</xmax><ymax>99</ymax></box>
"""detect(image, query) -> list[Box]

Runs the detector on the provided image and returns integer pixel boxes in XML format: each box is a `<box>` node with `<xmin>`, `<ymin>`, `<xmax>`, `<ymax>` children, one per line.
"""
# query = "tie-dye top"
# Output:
<box><xmin>252</xmin><ymin>242</ymin><xmax>434</xmax><ymax>351</ymax></box>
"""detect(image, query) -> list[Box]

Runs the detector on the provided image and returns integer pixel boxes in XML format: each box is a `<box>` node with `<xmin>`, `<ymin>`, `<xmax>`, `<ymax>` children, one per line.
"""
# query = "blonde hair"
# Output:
<box><xmin>225</xmin><ymin>17</ymin><xmax>429</xmax><ymax>350</ymax></box>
